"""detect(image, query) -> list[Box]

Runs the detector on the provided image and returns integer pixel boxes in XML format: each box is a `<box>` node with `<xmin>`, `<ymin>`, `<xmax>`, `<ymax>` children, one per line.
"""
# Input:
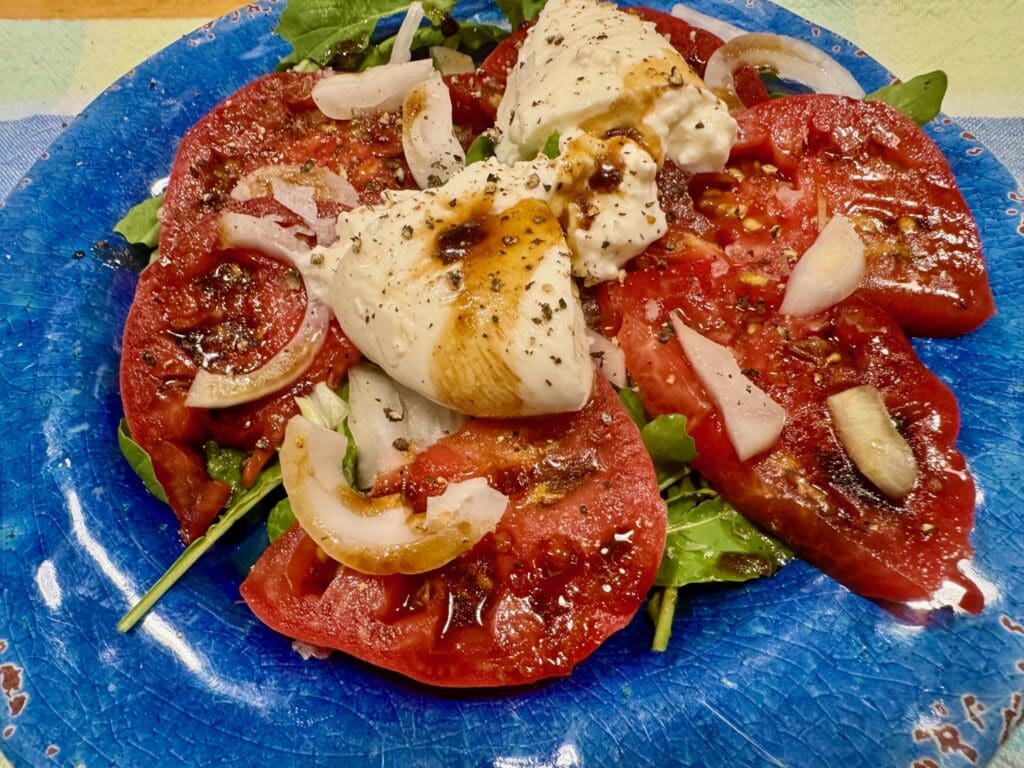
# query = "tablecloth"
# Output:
<box><xmin>0</xmin><ymin>1</ymin><xmax>1022</xmax><ymax>766</ymax></box>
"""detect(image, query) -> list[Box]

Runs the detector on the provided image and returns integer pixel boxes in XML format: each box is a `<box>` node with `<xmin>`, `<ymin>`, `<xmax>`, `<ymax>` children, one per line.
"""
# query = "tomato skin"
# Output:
<box><xmin>241</xmin><ymin>376</ymin><xmax>667</xmax><ymax>687</ymax></box>
<box><xmin>600</xmin><ymin>245</ymin><xmax>978</xmax><ymax>609</ymax></box>
<box><xmin>720</xmin><ymin>94</ymin><xmax>994</xmax><ymax>336</ymax></box>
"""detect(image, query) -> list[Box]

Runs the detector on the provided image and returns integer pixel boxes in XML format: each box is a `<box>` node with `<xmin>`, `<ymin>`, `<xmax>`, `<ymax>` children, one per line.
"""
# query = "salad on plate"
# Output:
<box><xmin>113</xmin><ymin>0</ymin><xmax>994</xmax><ymax>687</ymax></box>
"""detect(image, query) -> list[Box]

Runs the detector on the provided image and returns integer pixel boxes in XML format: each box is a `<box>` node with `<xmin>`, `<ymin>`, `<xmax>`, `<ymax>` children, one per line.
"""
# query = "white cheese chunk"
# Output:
<box><xmin>323</xmin><ymin>159</ymin><xmax>593</xmax><ymax>418</ymax></box>
<box><xmin>556</xmin><ymin>131</ymin><xmax>666</xmax><ymax>282</ymax></box>
<box><xmin>494</xmin><ymin>0</ymin><xmax>736</xmax><ymax>173</ymax></box>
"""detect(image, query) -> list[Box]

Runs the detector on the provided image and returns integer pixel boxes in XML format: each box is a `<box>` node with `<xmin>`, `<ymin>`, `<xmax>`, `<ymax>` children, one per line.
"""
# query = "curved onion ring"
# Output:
<box><xmin>185</xmin><ymin>297</ymin><xmax>330</xmax><ymax>409</ymax></box>
<box><xmin>281</xmin><ymin>415</ymin><xmax>508</xmax><ymax>575</ymax></box>
<box><xmin>312</xmin><ymin>59</ymin><xmax>435</xmax><ymax>119</ymax></box>
<box><xmin>218</xmin><ymin>211</ymin><xmax>333</xmax><ymax>301</ymax></box>
<box><xmin>402</xmin><ymin>72</ymin><xmax>466</xmax><ymax>188</ymax></box>
<box><xmin>826</xmin><ymin>385</ymin><xmax>918</xmax><ymax>500</ymax></box>
<box><xmin>704</xmin><ymin>32</ymin><xmax>864</xmax><ymax>107</ymax></box>
<box><xmin>670</xmin><ymin>3</ymin><xmax>745</xmax><ymax>42</ymax></box>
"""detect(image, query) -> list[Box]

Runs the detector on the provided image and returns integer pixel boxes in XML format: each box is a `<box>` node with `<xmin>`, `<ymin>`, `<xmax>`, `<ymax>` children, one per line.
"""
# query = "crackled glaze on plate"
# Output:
<box><xmin>1</xmin><ymin>1</ymin><xmax>1024</xmax><ymax>766</ymax></box>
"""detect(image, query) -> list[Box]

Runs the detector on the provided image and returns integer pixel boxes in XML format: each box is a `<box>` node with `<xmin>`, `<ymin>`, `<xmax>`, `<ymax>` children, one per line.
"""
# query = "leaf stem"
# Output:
<box><xmin>651</xmin><ymin>587</ymin><xmax>679</xmax><ymax>652</ymax></box>
<box><xmin>117</xmin><ymin>464</ymin><xmax>283</xmax><ymax>633</ymax></box>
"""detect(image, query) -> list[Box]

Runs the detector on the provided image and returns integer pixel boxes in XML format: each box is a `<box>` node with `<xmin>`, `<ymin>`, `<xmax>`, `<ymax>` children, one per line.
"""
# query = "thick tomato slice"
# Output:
<box><xmin>692</xmin><ymin>94</ymin><xmax>994</xmax><ymax>337</ymax></box>
<box><xmin>599</xmin><ymin>243</ymin><xmax>980</xmax><ymax>610</ymax></box>
<box><xmin>120</xmin><ymin>201</ymin><xmax>359</xmax><ymax>541</ymax></box>
<box><xmin>240</xmin><ymin>376</ymin><xmax>666</xmax><ymax>687</ymax></box>
<box><xmin>160</xmin><ymin>72</ymin><xmax>413</xmax><ymax>260</ymax></box>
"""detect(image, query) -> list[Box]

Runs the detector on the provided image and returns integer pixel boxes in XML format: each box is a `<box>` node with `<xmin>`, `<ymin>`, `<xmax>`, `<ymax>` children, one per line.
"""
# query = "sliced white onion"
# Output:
<box><xmin>348</xmin><ymin>363</ymin><xmax>467</xmax><ymax>489</ymax></box>
<box><xmin>826</xmin><ymin>384</ymin><xmax>918</xmax><ymax>500</ymax></box>
<box><xmin>671</xmin><ymin>313</ymin><xmax>786</xmax><ymax>461</ymax></box>
<box><xmin>389</xmin><ymin>2</ymin><xmax>425</xmax><ymax>66</ymax></box>
<box><xmin>430</xmin><ymin>45</ymin><xmax>475</xmax><ymax>76</ymax></box>
<box><xmin>779</xmin><ymin>214</ymin><xmax>865</xmax><ymax>317</ymax></box>
<box><xmin>270</xmin><ymin>178</ymin><xmax>318</xmax><ymax>229</ymax></box>
<box><xmin>281</xmin><ymin>415</ymin><xmax>507</xmax><ymax>575</ymax></box>
<box><xmin>670</xmin><ymin>3</ymin><xmax>745</xmax><ymax>41</ymax></box>
<box><xmin>313</xmin><ymin>58</ymin><xmax>435</xmax><ymax>119</ymax></box>
<box><xmin>402</xmin><ymin>71</ymin><xmax>466</xmax><ymax>188</ymax></box>
<box><xmin>218</xmin><ymin>212</ymin><xmax>334</xmax><ymax>301</ymax></box>
<box><xmin>586</xmin><ymin>329</ymin><xmax>627</xmax><ymax>388</ymax></box>
<box><xmin>230</xmin><ymin>164</ymin><xmax>359</xmax><ymax>209</ymax></box>
<box><xmin>704</xmin><ymin>32</ymin><xmax>865</xmax><ymax>106</ymax></box>
<box><xmin>185</xmin><ymin>298</ymin><xmax>330</xmax><ymax>409</ymax></box>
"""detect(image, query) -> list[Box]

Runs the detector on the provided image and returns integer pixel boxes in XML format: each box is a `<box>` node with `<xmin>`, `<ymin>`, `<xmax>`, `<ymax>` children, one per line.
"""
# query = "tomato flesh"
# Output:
<box><xmin>702</xmin><ymin>94</ymin><xmax>994</xmax><ymax>337</ymax></box>
<box><xmin>241</xmin><ymin>377</ymin><xmax>667</xmax><ymax>687</ymax></box>
<box><xmin>599</xmin><ymin>242</ymin><xmax>980</xmax><ymax>609</ymax></box>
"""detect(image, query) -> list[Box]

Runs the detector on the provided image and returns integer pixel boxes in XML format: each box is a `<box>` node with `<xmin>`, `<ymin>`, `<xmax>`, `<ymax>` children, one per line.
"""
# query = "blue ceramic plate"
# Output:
<box><xmin>2</xmin><ymin>1</ymin><xmax>1023</xmax><ymax>766</ymax></box>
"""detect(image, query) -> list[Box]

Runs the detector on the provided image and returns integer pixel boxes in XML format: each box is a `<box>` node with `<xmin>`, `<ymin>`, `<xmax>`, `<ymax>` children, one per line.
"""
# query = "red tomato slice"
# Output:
<box><xmin>240</xmin><ymin>376</ymin><xmax>667</xmax><ymax>687</ymax></box>
<box><xmin>694</xmin><ymin>94</ymin><xmax>994</xmax><ymax>337</ymax></box>
<box><xmin>443</xmin><ymin>25</ymin><xmax>530</xmax><ymax>135</ymax></box>
<box><xmin>160</xmin><ymin>72</ymin><xmax>413</xmax><ymax>261</ymax></box>
<box><xmin>599</xmin><ymin>243</ymin><xmax>981</xmax><ymax>610</ymax></box>
<box><xmin>120</xmin><ymin>201</ymin><xmax>359</xmax><ymax>541</ymax></box>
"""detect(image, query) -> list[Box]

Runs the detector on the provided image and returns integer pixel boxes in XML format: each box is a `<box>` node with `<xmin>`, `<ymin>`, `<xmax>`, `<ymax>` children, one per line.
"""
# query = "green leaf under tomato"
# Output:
<box><xmin>495</xmin><ymin>0</ymin><xmax>547</xmax><ymax>30</ymax></box>
<box><xmin>641</xmin><ymin>414</ymin><xmax>697</xmax><ymax>466</ymax></box>
<box><xmin>117</xmin><ymin>419</ymin><xmax>168</xmax><ymax>504</ymax></box>
<box><xmin>655</xmin><ymin>495</ymin><xmax>791</xmax><ymax>588</ymax></box>
<box><xmin>866</xmin><ymin>70</ymin><xmax>947</xmax><ymax>126</ymax></box>
<box><xmin>276</xmin><ymin>0</ymin><xmax>456</xmax><ymax>70</ymax></box>
<box><xmin>117</xmin><ymin>463</ymin><xmax>284</xmax><ymax>633</ymax></box>
<box><xmin>617</xmin><ymin>388</ymin><xmax>647</xmax><ymax>430</ymax></box>
<box><xmin>267</xmin><ymin>498</ymin><xmax>298</xmax><ymax>543</ymax></box>
<box><xmin>114</xmin><ymin>193</ymin><xmax>163</xmax><ymax>250</ymax></box>
<box><xmin>466</xmin><ymin>133</ymin><xmax>496</xmax><ymax>165</ymax></box>
<box><xmin>204</xmin><ymin>441</ymin><xmax>247</xmax><ymax>503</ymax></box>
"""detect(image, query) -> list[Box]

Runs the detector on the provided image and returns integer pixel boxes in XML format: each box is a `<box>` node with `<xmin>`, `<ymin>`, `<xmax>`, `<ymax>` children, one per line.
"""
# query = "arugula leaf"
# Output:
<box><xmin>203</xmin><ymin>441</ymin><xmax>247</xmax><ymax>503</ymax></box>
<box><xmin>648</xmin><ymin>586</ymin><xmax>679</xmax><ymax>652</ymax></box>
<box><xmin>117</xmin><ymin>419</ymin><xmax>168</xmax><ymax>504</ymax></box>
<box><xmin>117</xmin><ymin>463</ymin><xmax>284</xmax><ymax>633</ymax></box>
<box><xmin>466</xmin><ymin>133</ymin><xmax>496</xmax><ymax>165</ymax></box>
<box><xmin>360</xmin><ymin>21</ymin><xmax>507</xmax><ymax>70</ymax></box>
<box><xmin>495</xmin><ymin>0</ymin><xmax>547</xmax><ymax>30</ymax></box>
<box><xmin>276</xmin><ymin>0</ymin><xmax>456</xmax><ymax>70</ymax></box>
<box><xmin>267</xmin><ymin>498</ymin><xmax>297</xmax><ymax>543</ymax></box>
<box><xmin>541</xmin><ymin>131</ymin><xmax>561</xmax><ymax>159</ymax></box>
<box><xmin>656</xmin><ymin>495</ymin><xmax>791</xmax><ymax>588</ymax></box>
<box><xmin>114</xmin><ymin>193</ymin><xmax>163</xmax><ymax>249</ymax></box>
<box><xmin>641</xmin><ymin>414</ymin><xmax>697</xmax><ymax>466</ymax></box>
<box><xmin>617</xmin><ymin>388</ymin><xmax>647</xmax><ymax>430</ymax></box>
<box><xmin>341</xmin><ymin>415</ymin><xmax>360</xmax><ymax>489</ymax></box>
<box><xmin>866</xmin><ymin>70</ymin><xmax>947</xmax><ymax>126</ymax></box>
